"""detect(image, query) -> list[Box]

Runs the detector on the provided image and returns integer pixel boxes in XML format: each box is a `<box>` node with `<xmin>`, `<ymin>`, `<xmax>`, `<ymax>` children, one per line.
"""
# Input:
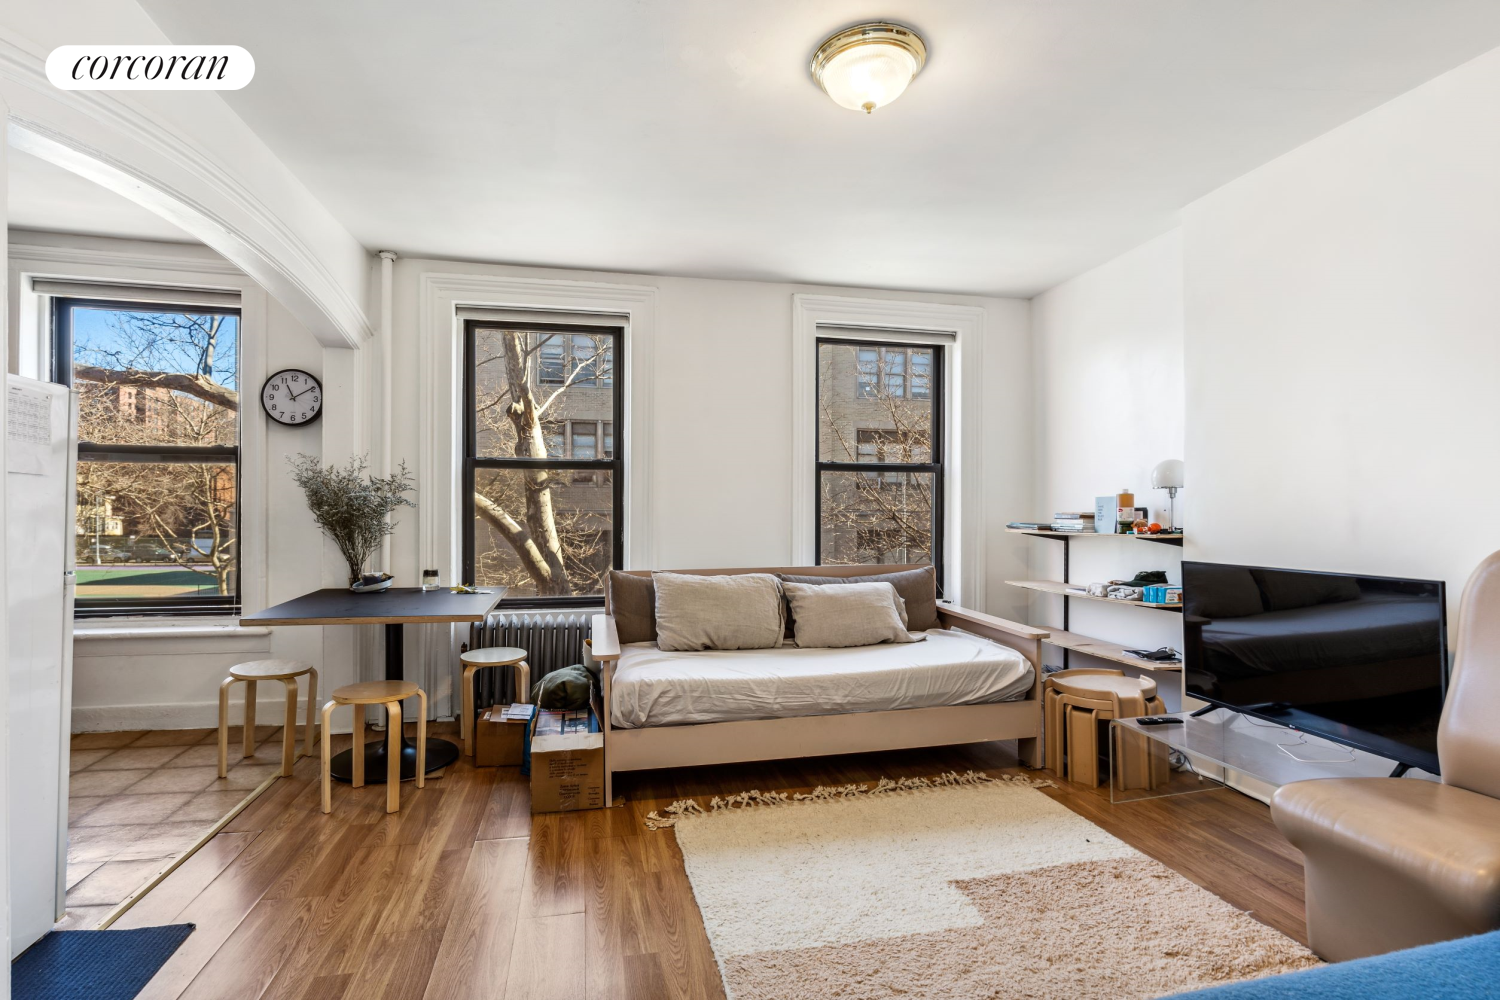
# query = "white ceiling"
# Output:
<box><xmin>134</xmin><ymin>1</ymin><xmax>1500</xmax><ymax>296</ymax></box>
<box><xmin>6</xmin><ymin>148</ymin><xmax>194</xmax><ymax>244</ymax></box>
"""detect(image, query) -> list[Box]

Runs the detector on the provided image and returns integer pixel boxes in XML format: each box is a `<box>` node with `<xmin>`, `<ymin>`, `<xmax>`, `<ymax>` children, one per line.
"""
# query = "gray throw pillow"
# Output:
<box><xmin>652</xmin><ymin>572</ymin><xmax>785</xmax><ymax>651</ymax></box>
<box><xmin>783</xmin><ymin>581</ymin><xmax>920</xmax><ymax>649</ymax></box>
<box><xmin>777</xmin><ymin>565</ymin><xmax>940</xmax><ymax>630</ymax></box>
<box><xmin>606</xmin><ymin>570</ymin><xmax>656</xmax><ymax>644</ymax></box>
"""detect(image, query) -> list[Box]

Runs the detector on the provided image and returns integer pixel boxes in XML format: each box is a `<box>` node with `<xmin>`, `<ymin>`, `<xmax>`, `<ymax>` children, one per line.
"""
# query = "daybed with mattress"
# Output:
<box><xmin>587</xmin><ymin>565</ymin><xmax>1049</xmax><ymax>805</ymax></box>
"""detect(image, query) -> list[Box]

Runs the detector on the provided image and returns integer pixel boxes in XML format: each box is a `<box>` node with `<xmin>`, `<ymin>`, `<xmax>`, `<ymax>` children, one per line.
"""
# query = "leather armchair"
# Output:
<box><xmin>1271</xmin><ymin>550</ymin><xmax>1500</xmax><ymax>961</ymax></box>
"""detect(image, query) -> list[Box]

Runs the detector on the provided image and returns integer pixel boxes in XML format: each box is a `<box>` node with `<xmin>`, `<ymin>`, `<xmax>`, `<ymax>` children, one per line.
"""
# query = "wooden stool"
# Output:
<box><xmin>321</xmin><ymin>681</ymin><xmax>426</xmax><ymax>815</ymax></box>
<box><xmin>459</xmin><ymin>646</ymin><xmax>531</xmax><ymax>757</ymax></box>
<box><xmin>1043</xmin><ymin>668</ymin><xmax>1120</xmax><ymax>775</ymax></box>
<box><xmin>1049</xmin><ymin>671</ymin><xmax>1166</xmax><ymax>787</ymax></box>
<box><xmin>218</xmin><ymin>659</ymin><xmax>317</xmax><ymax>779</ymax></box>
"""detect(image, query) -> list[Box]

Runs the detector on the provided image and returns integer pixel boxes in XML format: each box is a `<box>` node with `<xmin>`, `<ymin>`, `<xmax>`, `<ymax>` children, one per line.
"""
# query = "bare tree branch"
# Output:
<box><xmin>473</xmin><ymin>493</ymin><xmax>559</xmax><ymax>593</ymax></box>
<box><xmin>74</xmin><ymin>365</ymin><xmax>240</xmax><ymax>411</ymax></box>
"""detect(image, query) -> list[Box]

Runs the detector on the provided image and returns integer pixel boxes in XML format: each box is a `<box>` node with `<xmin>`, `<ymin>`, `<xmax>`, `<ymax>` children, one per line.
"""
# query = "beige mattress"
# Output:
<box><xmin>609</xmin><ymin>628</ymin><xmax>1034</xmax><ymax>729</ymax></box>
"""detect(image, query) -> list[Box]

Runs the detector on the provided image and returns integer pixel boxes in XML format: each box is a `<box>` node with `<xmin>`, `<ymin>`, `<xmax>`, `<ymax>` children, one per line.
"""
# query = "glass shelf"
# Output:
<box><xmin>1108</xmin><ymin>709</ymin><xmax>1419</xmax><ymax>804</ymax></box>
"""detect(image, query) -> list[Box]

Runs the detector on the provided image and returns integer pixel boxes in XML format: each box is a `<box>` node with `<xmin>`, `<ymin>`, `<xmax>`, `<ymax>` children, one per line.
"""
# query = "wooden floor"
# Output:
<box><xmin>110</xmin><ymin>725</ymin><xmax>1306</xmax><ymax>1000</ymax></box>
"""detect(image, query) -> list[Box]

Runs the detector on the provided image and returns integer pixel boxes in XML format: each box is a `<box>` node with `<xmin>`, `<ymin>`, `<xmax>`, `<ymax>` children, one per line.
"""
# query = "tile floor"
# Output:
<box><xmin>60</xmin><ymin>724</ymin><xmax>295</xmax><ymax>929</ymax></box>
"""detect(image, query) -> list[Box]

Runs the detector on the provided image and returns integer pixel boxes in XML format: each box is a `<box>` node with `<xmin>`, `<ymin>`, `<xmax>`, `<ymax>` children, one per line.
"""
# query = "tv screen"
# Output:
<box><xmin>1182</xmin><ymin>561</ymin><xmax>1447</xmax><ymax>772</ymax></box>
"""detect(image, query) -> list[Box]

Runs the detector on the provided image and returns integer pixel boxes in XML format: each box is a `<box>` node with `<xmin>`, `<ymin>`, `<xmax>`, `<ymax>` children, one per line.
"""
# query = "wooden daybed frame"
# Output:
<box><xmin>588</xmin><ymin>565</ymin><xmax>1050</xmax><ymax>806</ymax></box>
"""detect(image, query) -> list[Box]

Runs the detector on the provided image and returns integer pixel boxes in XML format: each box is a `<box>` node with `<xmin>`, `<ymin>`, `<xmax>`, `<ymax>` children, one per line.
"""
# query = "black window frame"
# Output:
<box><xmin>54</xmin><ymin>296</ymin><xmax>244</xmax><ymax>620</ymax></box>
<box><xmin>815</xmin><ymin>336</ymin><xmax>945</xmax><ymax>593</ymax></box>
<box><xmin>461</xmin><ymin>320</ymin><xmax>624</xmax><ymax>608</ymax></box>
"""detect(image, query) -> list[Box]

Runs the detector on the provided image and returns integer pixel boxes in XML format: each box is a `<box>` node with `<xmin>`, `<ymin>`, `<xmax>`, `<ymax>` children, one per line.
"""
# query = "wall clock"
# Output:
<box><xmin>261</xmin><ymin>368</ymin><xmax>323</xmax><ymax>426</ymax></box>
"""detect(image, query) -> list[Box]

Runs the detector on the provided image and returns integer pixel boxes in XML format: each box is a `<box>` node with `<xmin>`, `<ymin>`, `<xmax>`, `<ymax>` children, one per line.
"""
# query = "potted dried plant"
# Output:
<box><xmin>289</xmin><ymin>454</ymin><xmax>416</xmax><ymax>592</ymax></box>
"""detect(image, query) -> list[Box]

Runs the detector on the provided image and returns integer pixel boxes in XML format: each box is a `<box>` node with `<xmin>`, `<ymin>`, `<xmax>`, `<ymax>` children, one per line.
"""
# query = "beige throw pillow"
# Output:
<box><xmin>777</xmin><ymin>566</ymin><xmax>939</xmax><ymax>630</ymax></box>
<box><xmin>783</xmin><ymin>581</ymin><xmax>921</xmax><ymax>649</ymax></box>
<box><xmin>652</xmin><ymin>572</ymin><xmax>785</xmax><ymax>651</ymax></box>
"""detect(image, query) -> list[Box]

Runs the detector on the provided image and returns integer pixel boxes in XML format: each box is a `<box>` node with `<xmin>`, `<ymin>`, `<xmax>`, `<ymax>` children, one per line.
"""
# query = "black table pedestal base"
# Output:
<box><xmin>328</xmin><ymin>736</ymin><xmax>460</xmax><ymax>784</ymax></box>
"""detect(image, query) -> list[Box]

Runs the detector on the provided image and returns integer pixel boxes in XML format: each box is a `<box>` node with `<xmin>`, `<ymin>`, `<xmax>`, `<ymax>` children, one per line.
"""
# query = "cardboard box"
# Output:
<box><xmin>529</xmin><ymin>693</ymin><xmax>605</xmax><ymax>813</ymax></box>
<box><xmin>474</xmin><ymin>705</ymin><xmax>529</xmax><ymax>767</ymax></box>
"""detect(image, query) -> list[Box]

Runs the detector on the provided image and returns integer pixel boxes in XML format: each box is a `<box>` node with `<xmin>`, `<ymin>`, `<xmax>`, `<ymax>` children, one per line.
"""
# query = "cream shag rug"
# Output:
<box><xmin>658</xmin><ymin>772</ymin><xmax>1318</xmax><ymax>1000</ymax></box>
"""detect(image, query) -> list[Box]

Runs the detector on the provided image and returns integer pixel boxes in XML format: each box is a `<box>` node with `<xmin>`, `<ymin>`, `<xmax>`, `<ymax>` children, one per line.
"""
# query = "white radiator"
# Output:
<box><xmin>465</xmin><ymin>611</ymin><xmax>596</xmax><ymax>708</ymax></box>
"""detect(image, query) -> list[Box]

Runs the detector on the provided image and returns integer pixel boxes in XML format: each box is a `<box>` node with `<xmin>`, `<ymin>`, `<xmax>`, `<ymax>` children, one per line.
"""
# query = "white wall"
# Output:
<box><xmin>1029</xmin><ymin>230</ymin><xmax>1186</xmax><ymax>701</ymax></box>
<box><xmin>386</xmin><ymin>258</ymin><xmax>1035</xmax><ymax>620</ymax></box>
<box><xmin>1183</xmin><ymin>43</ymin><xmax>1500</xmax><ymax>623</ymax></box>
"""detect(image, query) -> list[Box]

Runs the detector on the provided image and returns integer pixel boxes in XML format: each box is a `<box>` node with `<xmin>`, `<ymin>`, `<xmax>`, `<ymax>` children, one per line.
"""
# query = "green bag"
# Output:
<box><xmin>531</xmin><ymin>664</ymin><xmax>593</xmax><ymax>710</ymax></box>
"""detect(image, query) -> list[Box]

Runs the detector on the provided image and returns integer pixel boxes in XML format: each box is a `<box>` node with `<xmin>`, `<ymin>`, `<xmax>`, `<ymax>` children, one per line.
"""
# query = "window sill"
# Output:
<box><xmin>73</xmin><ymin>618</ymin><xmax>270</xmax><ymax>641</ymax></box>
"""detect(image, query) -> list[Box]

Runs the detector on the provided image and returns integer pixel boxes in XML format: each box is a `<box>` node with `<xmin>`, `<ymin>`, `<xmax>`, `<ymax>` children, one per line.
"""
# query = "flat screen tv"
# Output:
<box><xmin>1182</xmin><ymin>561</ymin><xmax>1447</xmax><ymax>773</ymax></box>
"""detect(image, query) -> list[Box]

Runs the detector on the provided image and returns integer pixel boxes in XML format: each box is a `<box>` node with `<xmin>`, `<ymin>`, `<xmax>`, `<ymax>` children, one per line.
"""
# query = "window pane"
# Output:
<box><xmin>910</xmin><ymin>349</ymin><xmax>932</xmax><ymax>399</ymax></box>
<box><xmin>856</xmin><ymin>347</ymin><xmax>879</xmax><ymax>398</ymax></box>
<box><xmin>600</xmin><ymin>343</ymin><xmax>615</xmax><ymax>387</ymax></box>
<box><xmin>75</xmin><ymin>461</ymin><xmax>238</xmax><ymax>600</ymax></box>
<box><xmin>473</xmin><ymin>327</ymin><xmax>617</xmax><ymax>459</ymax></box>
<box><xmin>818</xmin><ymin>342</ymin><xmax>935</xmax><ymax>463</ymax></box>
<box><xmin>71</xmin><ymin>306</ymin><xmax>239</xmax><ymax>448</ymax></box>
<box><xmin>570</xmin><ymin>422</ymin><xmax>597</xmax><ymax>483</ymax></box>
<box><xmin>883</xmin><ymin>348</ymin><xmax>906</xmax><ymax>398</ymax></box>
<box><xmin>472</xmin><ymin>467</ymin><xmax>613</xmax><ymax>599</ymax></box>
<box><xmin>542</xmin><ymin>421</ymin><xmax>565</xmax><ymax>458</ymax></box>
<box><xmin>602</xmin><ymin>421</ymin><xmax>614</xmax><ymax>458</ymax></box>
<box><xmin>538</xmin><ymin>335</ymin><xmax>566</xmax><ymax>384</ymax></box>
<box><xmin>570</xmin><ymin>423</ymin><xmax>596</xmax><ymax>460</ymax></box>
<box><xmin>819</xmin><ymin>470</ymin><xmax>934</xmax><ymax>567</ymax></box>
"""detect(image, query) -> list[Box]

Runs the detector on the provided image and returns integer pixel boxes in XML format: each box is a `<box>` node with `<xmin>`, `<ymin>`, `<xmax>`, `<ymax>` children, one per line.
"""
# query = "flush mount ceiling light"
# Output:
<box><xmin>810</xmin><ymin>22</ymin><xmax>927</xmax><ymax>114</ymax></box>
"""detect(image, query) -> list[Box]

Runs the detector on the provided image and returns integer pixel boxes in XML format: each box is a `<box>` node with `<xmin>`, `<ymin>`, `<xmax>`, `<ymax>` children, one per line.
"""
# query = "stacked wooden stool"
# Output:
<box><xmin>1044</xmin><ymin>668</ymin><xmax>1167</xmax><ymax>788</ymax></box>
<box><xmin>217</xmin><ymin>659</ymin><xmax>318</xmax><ymax>779</ymax></box>
<box><xmin>459</xmin><ymin>646</ymin><xmax>531</xmax><ymax>757</ymax></box>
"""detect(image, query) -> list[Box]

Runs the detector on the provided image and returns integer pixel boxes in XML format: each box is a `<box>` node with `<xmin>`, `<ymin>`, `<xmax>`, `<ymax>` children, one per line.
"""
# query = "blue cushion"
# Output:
<box><xmin>1168</xmin><ymin>930</ymin><xmax>1500</xmax><ymax>999</ymax></box>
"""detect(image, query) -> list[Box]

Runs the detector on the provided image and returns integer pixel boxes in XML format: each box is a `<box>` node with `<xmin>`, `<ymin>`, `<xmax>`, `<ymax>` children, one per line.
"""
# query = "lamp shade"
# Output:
<box><xmin>1151</xmin><ymin>459</ymin><xmax>1185</xmax><ymax>490</ymax></box>
<box><xmin>810</xmin><ymin>23</ymin><xmax>927</xmax><ymax>114</ymax></box>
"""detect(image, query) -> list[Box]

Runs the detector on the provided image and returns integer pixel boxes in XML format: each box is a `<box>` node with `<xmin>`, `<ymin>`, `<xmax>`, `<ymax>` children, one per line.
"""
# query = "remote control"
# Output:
<box><xmin>1137</xmin><ymin>717</ymin><xmax>1184</xmax><ymax>726</ymax></box>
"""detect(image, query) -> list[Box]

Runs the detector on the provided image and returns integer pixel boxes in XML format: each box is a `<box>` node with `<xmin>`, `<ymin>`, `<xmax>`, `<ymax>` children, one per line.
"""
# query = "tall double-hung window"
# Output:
<box><xmin>462</xmin><ymin>321</ymin><xmax>622</xmax><ymax>604</ymax></box>
<box><xmin>53</xmin><ymin>297</ymin><xmax>241</xmax><ymax>617</ymax></box>
<box><xmin>816</xmin><ymin>338</ymin><xmax>943</xmax><ymax>584</ymax></box>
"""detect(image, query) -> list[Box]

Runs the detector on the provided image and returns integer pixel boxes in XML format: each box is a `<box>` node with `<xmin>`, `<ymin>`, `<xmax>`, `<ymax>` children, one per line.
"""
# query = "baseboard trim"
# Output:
<box><xmin>72</xmin><ymin>698</ymin><xmax>349</xmax><ymax>734</ymax></box>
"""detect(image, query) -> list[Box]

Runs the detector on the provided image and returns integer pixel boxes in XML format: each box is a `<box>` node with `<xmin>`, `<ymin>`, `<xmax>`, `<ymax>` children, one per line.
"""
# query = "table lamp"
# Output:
<box><xmin>1151</xmin><ymin>459</ymin><xmax>1184</xmax><ymax>532</ymax></box>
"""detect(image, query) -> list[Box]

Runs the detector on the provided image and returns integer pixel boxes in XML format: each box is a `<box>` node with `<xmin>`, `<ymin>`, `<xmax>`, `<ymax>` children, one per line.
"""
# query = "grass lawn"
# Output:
<box><xmin>76</xmin><ymin>566</ymin><xmax>221</xmax><ymax>597</ymax></box>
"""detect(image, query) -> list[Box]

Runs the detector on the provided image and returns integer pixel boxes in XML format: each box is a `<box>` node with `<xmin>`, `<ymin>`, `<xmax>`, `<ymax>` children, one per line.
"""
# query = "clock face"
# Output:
<box><xmin>261</xmin><ymin>369</ymin><xmax>323</xmax><ymax>426</ymax></box>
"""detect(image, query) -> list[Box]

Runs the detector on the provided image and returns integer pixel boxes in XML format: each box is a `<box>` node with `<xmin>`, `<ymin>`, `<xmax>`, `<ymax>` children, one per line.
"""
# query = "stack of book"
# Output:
<box><xmin>498</xmin><ymin>703</ymin><xmax>536</xmax><ymax>723</ymax></box>
<box><xmin>1051</xmin><ymin>512</ymin><xmax>1096</xmax><ymax>532</ymax></box>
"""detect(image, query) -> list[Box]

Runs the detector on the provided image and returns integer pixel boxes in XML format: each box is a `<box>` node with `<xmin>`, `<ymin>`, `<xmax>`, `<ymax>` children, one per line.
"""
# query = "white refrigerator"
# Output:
<box><xmin>5</xmin><ymin>375</ymin><xmax>76</xmax><ymax>957</ymax></box>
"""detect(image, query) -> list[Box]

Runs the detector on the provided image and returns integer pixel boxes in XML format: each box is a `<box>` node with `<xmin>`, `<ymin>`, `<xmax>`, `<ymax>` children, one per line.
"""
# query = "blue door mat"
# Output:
<box><xmin>11</xmin><ymin>924</ymin><xmax>194</xmax><ymax>1000</ymax></box>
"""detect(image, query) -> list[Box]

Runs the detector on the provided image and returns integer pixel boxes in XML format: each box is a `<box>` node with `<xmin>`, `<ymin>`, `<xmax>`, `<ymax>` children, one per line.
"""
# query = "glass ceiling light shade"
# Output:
<box><xmin>810</xmin><ymin>22</ymin><xmax>927</xmax><ymax>114</ymax></box>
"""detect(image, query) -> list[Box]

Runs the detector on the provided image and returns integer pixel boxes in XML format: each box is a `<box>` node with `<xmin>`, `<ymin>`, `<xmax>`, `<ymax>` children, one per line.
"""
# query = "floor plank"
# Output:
<box><xmin>421</xmin><ymin>838</ymin><xmax>529</xmax><ymax>1000</ymax></box>
<box><xmin>176</xmin><ymin>896</ymin><xmax>318</xmax><ymax>1000</ymax></box>
<box><xmin>504</xmin><ymin>913</ymin><xmax>586</xmax><ymax>1000</ymax></box>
